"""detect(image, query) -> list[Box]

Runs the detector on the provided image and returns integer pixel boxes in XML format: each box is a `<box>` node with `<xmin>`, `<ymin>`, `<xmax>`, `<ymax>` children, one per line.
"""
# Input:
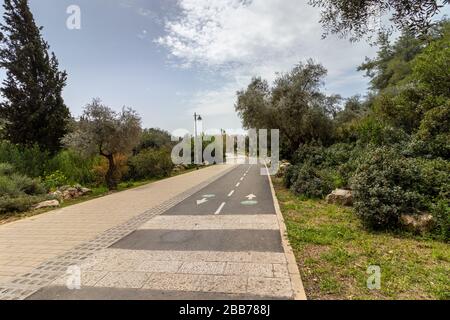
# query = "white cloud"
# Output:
<box><xmin>156</xmin><ymin>0</ymin><xmax>377</xmax><ymax>117</ymax></box>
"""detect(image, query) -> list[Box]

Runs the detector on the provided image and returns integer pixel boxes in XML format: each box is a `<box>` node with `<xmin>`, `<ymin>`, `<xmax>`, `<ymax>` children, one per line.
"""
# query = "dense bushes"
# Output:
<box><xmin>280</xmin><ymin>23</ymin><xmax>450</xmax><ymax>240</ymax></box>
<box><xmin>0</xmin><ymin>141</ymin><xmax>96</xmax><ymax>185</ymax></box>
<box><xmin>0</xmin><ymin>141</ymin><xmax>49</xmax><ymax>177</ymax></box>
<box><xmin>0</xmin><ymin>163</ymin><xmax>48</xmax><ymax>213</ymax></box>
<box><xmin>432</xmin><ymin>200</ymin><xmax>450</xmax><ymax>241</ymax></box>
<box><xmin>351</xmin><ymin>149</ymin><xmax>450</xmax><ymax>230</ymax></box>
<box><xmin>286</xmin><ymin>163</ymin><xmax>334</xmax><ymax>198</ymax></box>
<box><xmin>351</xmin><ymin>148</ymin><xmax>424</xmax><ymax>229</ymax></box>
<box><xmin>286</xmin><ymin>142</ymin><xmax>363</xmax><ymax>196</ymax></box>
<box><xmin>128</xmin><ymin>148</ymin><xmax>173</xmax><ymax>180</ymax></box>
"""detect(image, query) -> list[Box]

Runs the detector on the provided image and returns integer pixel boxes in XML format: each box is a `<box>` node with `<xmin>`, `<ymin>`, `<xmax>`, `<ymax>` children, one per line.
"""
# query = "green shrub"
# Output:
<box><xmin>43</xmin><ymin>170</ymin><xmax>69</xmax><ymax>190</ymax></box>
<box><xmin>289</xmin><ymin>163</ymin><xmax>334</xmax><ymax>198</ymax></box>
<box><xmin>414</xmin><ymin>158</ymin><xmax>450</xmax><ymax>203</ymax></box>
<box><xmin>0</xmin><ymin>173</ymin><xmax>46</xmax><ymax>196</ymax></box>
<box><xmin>128</xmin><ymin>148</ymin><xmax>174</xmax><ymax>180</ymax></box>
<box><xmin>0</xmin><ymin>163</ymin><xmax>14</xmax><ymax>176</ymax></box>
<box><xmin>354</xmin><ymin>115</ymin><xmax>410</xmax><ymax>146</ymax></box>
<box><xmin>10</xmin><ymin>173</ymin><xmax>46</xmax><ymax>195</ymax></box>
<box><xmin>292</xmin><ymin>142</ymin><xmax>326</xmax><ymax>166</ymax></box>
<box><xmin>45</xmin><ymin>150</ymin><xmax>97</xmax><ymax>185</ymax></box>
<box><xmin>0</xmin><ymin>195</ymin><xmax>48</xmax><ymax>214</ymax></box>
<box><xmin>0</xmin><ymin>141</ymin><xmax>50</xmax><ymax>177</ymax></box>
<box><xmin>351</xmin><ymin>147</ymin><xmax>425</xmax><ymax>229</ymax></box>
<box><xmin>431</xmin><ymin>200</ymin><xmax>450</xmax><ymax>242</ymax></box>
<box><xmin>409</xmin><ymin>103</ymin><xmax>450</xmax><ymax>159</ymax></box>
<box><xmin>283</xmin><ymin>164</ymin><xmax>298</xmax><ymax>188</ymax></box>
<box><xmin>0</xmin><ymin>175</ymin><xmax>20</xmax><ymax>196</ymax></box>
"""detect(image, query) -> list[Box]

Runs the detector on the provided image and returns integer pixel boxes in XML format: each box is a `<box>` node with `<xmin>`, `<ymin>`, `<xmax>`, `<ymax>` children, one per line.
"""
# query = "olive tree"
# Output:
<box><xmin>310</xmin><ymin>0</ymin><xmax>448</xmax><ymax>41</ymax></box>
<box><xmin>63</xmin><ymin>98</ymin><xmax>142</xmax><ymax>190</ymax></box>
<box><xmin>235</xmin><ymin>60</ymin><xmax>339</xmax><ymax>159</ymax></box>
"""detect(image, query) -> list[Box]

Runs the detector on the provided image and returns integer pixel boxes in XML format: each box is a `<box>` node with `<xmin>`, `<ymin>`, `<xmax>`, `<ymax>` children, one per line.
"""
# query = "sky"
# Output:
<box><xmin>0</xmin><ymin>0</ymin><xmax>448</xmax><ymax>134</ymax></box>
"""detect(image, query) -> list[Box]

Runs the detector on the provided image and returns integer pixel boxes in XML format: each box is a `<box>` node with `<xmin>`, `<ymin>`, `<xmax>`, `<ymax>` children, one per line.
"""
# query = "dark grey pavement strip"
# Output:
<box><xmin>110</xmin><ymin>229</ymin><xmax>284</xmax><ymax>252</ymax></box>
<box><xmin>165</xmin><ymin>164</ymin><xmax>276</xmax><ymax>215</ymax></box>
<box><xmin>28</xmin><ymin>285</ymin><xmax>288</xmax><ymax>300</ymax></box>
<box><xmin>0</xmin><ymin>165</ymin><xmax>238</xmax><ymax>300</ymax></box>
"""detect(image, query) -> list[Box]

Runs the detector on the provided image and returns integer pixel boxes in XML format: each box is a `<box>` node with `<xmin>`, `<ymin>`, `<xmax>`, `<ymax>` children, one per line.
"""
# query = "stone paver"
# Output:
<box><xmin>0</xmin><ymin>165</ymin><xmax>234</xmax><ymax>296</ymax></box>
<box><xmin>2</xmin><ymin>163</ymin><xmax>306</xmax><ymax>300</ymax></box>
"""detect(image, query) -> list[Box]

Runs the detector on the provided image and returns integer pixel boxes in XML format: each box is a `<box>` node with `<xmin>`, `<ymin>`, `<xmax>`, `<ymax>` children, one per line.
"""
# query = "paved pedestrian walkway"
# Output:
<box><xmin>0</xmin><ymin>165</ymin><xmax>234</xmax><ymax>298</ymax></box>
<box><xmin>0</xmin><ymin>164</ymin><xmax>305</xmax><ymax>300</ymax></box>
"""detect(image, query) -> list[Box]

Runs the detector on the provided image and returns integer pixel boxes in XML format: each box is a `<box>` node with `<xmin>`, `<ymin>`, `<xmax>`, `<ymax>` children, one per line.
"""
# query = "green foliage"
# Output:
<box><xmin>354</xmin><ymin>115</ymin><xmax>410</xmax><ymax>146</ymax></box>
<box><xmin>0</xmin><ymin>162</ymin><xmax>14</xmax><ymax>175</ymax></box>
<box><xmin>0</xmin><ymin>167</ymin><xmax>46</xmax><ymax>197</ymax></box>
<box><xmin>289</xmin><ymin>163</ymin><xmax>334</xmax><ymax>198</ymax></box>
<box><xmin>135</xmin><ymin>128</ymin><xmax>173</xmax><ymax>153</ymax></box>
<box><xmin>373</xmin><ymin>86</ymin><xmax>427</xmax><ymax>134</ymax></box>
<box><xmin>62</xmin><ymin>99</ymin><xmax>142</xmax><ymax>190</ymax></box>
<box><xmin>310</xmin><ymin>0</ymin><xmax>446</xmax><ymax>41</ymax></box>
<box><xmin>351</xmin><ymin>148</ymin><xmax>450</xmax><ymax>231</ymax></box>
<box><xmin>235</xmin><ymin>60</ymin><xmax>338</xmax><ymax>159</ymax></box>
<box><xmin>410</xmin><ymin>103</ymin><xmax>450</xmax><ymax>159</ymax></box>
<box><xmin>0</xmin><ymin>162</ymin><xmax>47</xmax><ymax>214</ymax></box>
<box><xmin>0</xmin><ymin>141</ymin><xmax>50</xmax><ymax>177</ymax></box>
<box><xmin>128</xmin><ymin>148</ymin><xmax>174</xmax><ymax>180</ymax></box>
<box><xmin>358</xmin><ymin>31</ymin><xmax>424</xmax><ymax>91</ymax></box>
<box><xmin>45</xmin><ymin>150</ymin><xmax>97</xmax><ymax>185</ymax></box>
<box><xmin>0</xmin><ymin>195</ymin><xmax>48</xmax><ymax>214</ymax></box>
<box><xmin>431</xmin><ymin>200</ymin><xmax>450</xmax><ymax>242</ymax></box>
<box><xmin>411</xmin><ymin>22</ymin><xmax>450</xmax><ymax>98</ymax></box>
<box><xmin>351</xmin><ymin>148</ymin><xmax>424</xmax><ymax>229</ymax></box>
<box><xmin>42</xmin><ymin>170</ymin><xmax>69</xmax><ymax>190</ymax></box>
<box><xmin>413</xmin><ymin>158</ymin><xmax>450</xmax><ymax>203</ymax></box>
<box><xmin>0</xmin><ymin>0</ymin><xmax>70</xmax><ymax>152</ymax></box>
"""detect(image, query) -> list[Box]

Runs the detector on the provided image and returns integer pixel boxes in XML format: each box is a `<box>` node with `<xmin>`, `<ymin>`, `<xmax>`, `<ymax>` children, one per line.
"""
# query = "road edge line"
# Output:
<box><xmin>265</xmin><ymin>163</ymin><xmax>307</xmax><ymax>301</ymax></box>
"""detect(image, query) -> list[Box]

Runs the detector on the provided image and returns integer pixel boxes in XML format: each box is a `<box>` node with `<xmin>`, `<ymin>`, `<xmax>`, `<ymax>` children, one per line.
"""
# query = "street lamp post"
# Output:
<box><xmin>194</xmin><ymin>113</ymin><xmax>203</xmax><ymax>165</ymax></box>
<box><xmin>194</xmin><ymin>113</ymin><xmax>203</xmax><ymax>138</ymax></box>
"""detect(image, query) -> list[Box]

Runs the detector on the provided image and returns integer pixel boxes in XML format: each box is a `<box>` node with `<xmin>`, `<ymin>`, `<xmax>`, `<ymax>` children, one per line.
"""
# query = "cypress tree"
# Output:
<box><xmin>0</xmin><ymin>0</ymin><xmax>70</xmax><ymax>153</ymax></box>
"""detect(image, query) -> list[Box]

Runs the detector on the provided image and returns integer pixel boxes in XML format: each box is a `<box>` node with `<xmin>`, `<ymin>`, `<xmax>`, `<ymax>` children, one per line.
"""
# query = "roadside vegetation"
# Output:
<box><xmin>235</xmin><ymin>5</ymin><xmax>449</xmax><ymax>300</ymax></box>
<box><xmin>274</xmin><ymin>178</ymin><xmax>449</xmax><ymax>300</ymax></box>
<box><xmin>237</xmin><ymin>20</ymin><xmax>449</xmax><ymax>242</ymax></box>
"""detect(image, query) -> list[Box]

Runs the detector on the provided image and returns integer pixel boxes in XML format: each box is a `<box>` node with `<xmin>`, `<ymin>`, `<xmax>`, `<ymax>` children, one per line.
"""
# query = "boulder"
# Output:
<box><xmin>400</xmin><ymin>214</ymin><xmax>434</xmax><ymax>233</ymax></box>
<box><xmin>80</xmin><ymin>187</ymin><xmax>92</xmax><ymax>195</ymax></box>
<box><xmin>326</xmin><ymin>189</ymin><xmax>353</xmax><ymax>206</ymax></box>
<box><xmin>57</xmin><ymin>185</ymin><xmax>92</xmax><ymax>200</ymax></box>
<box><xmin>62</xmin><ymin>187</ymin><xmax>80</xmax><ymax>200</ymax></box>
<box><xmin>34</xmin><ymin>199</ymin><xmax>60</xmax><ymax>210</ymax></box>
<box><xmin>50</xmin><ymin>190</ymin><xmax>63</xmax><ymax>199</ymax></box>
<box><xmin>276</xmin><ymin>160</ymin><xmax>292</xmax><ymax>177</ymax></box>
<box><xmin>173</xmin><ymin>165</ymin><xmax>185</xmax><ymax>173</ymax></box>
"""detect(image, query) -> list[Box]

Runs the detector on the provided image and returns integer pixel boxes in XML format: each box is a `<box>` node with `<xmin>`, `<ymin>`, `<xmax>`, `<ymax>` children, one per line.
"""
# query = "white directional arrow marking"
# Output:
<box><xmin>246</xmin><ymin>194</ymin><xmax>256</xmax><ymax>200</ymax></box>
<box><xmin>197</xmin><ymin>198</ymin><xmax>208</xmax><ymax>205</ymax></box>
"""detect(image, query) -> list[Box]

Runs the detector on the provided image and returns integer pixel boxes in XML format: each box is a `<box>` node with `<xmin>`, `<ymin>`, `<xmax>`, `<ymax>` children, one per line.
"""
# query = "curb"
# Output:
<box><xmin>265</xmin><ymin>164</ymin><xmax>307</xmax><ymax>300</ymax></box>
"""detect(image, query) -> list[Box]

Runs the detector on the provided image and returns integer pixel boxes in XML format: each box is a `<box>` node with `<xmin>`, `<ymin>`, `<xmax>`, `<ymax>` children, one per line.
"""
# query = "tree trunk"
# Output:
<box><xmin>105</xmin><ymin>154</ymin><xmax>117</xmax><ymax>190</ymax></box>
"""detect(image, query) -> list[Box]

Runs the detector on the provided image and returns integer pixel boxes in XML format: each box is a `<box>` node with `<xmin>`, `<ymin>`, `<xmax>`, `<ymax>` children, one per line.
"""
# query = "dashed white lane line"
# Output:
<box><xmin>236</xmin><ymin>182</ymin><xmax>240</xmax><ymax>187</ymax></box>
<box><xmin>228</xmin><ymin>190</ymin><xmax>235</xmax><ymax>197</ymax></box>
<box><xmin>215</xmin><ymin>202</ymin><xmax>226</xmax><ymax>215</ymax></box>
<box><xmin>240</xmin><ymin>177</ymin><xmax>244</xmax><ymax>181</ymax></box>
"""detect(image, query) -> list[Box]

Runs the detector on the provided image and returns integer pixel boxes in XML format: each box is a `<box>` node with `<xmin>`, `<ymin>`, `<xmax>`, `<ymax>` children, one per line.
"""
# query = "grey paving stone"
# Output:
<box><xmin>178</xmin><ymin>262</ymin><xmax>226</xmax><ymax>275</ymax></box>
<box><xmin>94</xmin><ymin>272</ymin><xmax>150</xmax><ymax>289</ymax></box>
<box><xmin>247</xmin><ymin>277</ymin><xmax>293</xmax><ymax>298</ymax></box>
<box><xmin>224</xmin><ymin>262</ymin><xmax>273</xmax><ymax>277</ymax></box>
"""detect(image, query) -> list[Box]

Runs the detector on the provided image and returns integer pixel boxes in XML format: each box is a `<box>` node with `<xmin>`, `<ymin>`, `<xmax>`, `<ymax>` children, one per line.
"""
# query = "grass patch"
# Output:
<box><xmin>274</xmin><ymin>178</ymin><xmax>450</xmax><ymax>300</ymax></box>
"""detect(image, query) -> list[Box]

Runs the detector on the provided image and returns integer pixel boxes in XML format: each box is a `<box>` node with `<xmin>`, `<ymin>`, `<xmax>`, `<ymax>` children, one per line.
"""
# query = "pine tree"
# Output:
<box><xmin>0</xmin><ymin>0</ymin><xmax>70</xmax><ymax>153</ymax></box>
